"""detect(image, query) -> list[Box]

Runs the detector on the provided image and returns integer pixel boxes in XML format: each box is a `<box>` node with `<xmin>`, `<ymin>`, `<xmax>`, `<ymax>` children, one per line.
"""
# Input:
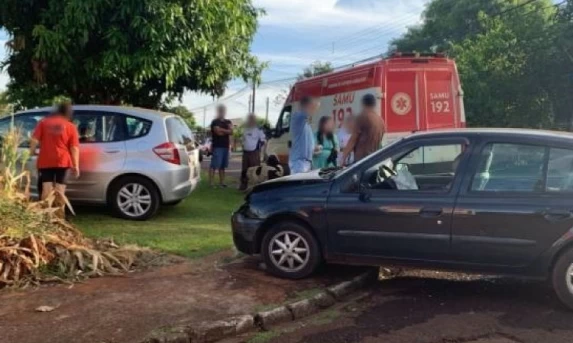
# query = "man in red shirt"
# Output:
<box><xmin>30</xmin><ymin>103</ymin><xmax>80</xmax><ymax>200</ymax></box>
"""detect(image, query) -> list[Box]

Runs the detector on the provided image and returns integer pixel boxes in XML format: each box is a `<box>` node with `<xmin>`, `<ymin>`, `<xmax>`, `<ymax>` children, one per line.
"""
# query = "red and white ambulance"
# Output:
<box><xmin>265</xmin><ymin>53</ymin><xmax>466</xmax><ymax>164</ymax></box>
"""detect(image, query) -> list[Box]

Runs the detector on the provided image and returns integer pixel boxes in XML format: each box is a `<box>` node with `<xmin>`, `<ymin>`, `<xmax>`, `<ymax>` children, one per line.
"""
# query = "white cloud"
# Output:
<box><xmin>254</xmin><ymin>0</ymin><xmax>426</xmax><ymax>29</ymax></box>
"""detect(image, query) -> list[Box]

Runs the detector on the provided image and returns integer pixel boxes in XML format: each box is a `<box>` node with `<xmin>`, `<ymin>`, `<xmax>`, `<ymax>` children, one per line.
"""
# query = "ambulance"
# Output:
<box><xmin>265</xmin><ymin>53</ymin><xmax>466</xmax><ymax>165</ymax></box>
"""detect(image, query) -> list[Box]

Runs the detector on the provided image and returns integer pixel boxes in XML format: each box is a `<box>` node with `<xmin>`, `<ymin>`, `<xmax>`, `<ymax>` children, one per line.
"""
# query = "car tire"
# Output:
<box><xmin>551</xmin><ymin>248</ymin><xmax>573</xmax><ymax>310</ymax></box>
<box><xmin>261</xmin><ymin>221</ymin><xmax>322</xmax><ymax>279</ymax></box>
<box><xmin>109</xmin><ymin>176</ymin><xmax>160</xmax><ymax>221</ymax></box>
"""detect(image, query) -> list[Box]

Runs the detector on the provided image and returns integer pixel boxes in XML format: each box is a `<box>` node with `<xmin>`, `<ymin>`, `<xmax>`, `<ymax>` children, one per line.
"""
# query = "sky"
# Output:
<box><xmin>0</xmin><ymin>0</ymin><xmax>429</xmax><ymax>125</ymax></box>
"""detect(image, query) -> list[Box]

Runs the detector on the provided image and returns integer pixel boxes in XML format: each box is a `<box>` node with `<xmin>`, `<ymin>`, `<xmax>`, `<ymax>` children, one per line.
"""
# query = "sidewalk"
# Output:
<box><xmin>0</xmin><ymin>251</ymin><xmax>366</xmax><ymax>343</ymax></box>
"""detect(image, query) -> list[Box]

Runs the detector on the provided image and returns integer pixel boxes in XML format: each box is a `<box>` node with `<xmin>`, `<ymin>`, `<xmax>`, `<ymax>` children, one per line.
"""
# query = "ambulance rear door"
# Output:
<box><xmin>422</xmin><ymin>66</ymin><xmax>459</xmax><ymax>131</ymax></box>
<box><xmin>384</xmin><ymin>66</ymin><xmax>420</xmax><ymax>143</ymax></box>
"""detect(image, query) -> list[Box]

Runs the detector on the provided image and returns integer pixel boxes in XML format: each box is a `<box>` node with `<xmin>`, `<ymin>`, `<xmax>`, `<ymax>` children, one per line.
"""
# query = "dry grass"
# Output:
<box><xmin>0</xmin><ymin>127</ymin><xmax>150</xmax><ymax>287</ymax></box>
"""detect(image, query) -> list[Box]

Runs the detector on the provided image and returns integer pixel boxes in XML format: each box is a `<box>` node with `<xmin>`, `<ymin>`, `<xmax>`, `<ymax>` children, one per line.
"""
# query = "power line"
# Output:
<box><xmin>189</xmin><ymin>86</ymin><xmax>250</xmax><ymax>111</ymax></box>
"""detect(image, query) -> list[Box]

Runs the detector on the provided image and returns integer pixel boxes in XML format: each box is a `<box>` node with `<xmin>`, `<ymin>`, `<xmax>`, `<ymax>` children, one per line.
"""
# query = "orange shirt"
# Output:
<box><xmin>33</xmin><ymin>115</ymin><xmax>80</xmax><ymax>169</ymax></box>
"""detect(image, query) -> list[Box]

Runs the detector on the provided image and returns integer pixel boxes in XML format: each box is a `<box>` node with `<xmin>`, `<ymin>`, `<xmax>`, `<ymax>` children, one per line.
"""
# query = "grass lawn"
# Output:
<box><xmin>71</xmin><ymin>176</ymin><xmax>244</xmax><ymax>258</ymax></box>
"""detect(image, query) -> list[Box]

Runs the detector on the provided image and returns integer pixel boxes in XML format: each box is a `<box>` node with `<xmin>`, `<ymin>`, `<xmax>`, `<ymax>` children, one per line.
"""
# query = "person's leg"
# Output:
<box><xmin>219</xmin><ymin>148</ymin><xmax>229</xmax><ymax>187</ymax></box>
<box><xmin>53</xmin><ymin>168</ymin><xmax>68</xmax><ymax>198</ymax></box>
<box><xmin>39</xmin><ymin>169</ymin><xmax>54</xmax><ymax>200</ymax></box>
<box><xmin>41</xmin><ymin>182</ymin><xmax>54</xmax><ymax>200</ymax></box>
<box><xmin>289</xmin><ymin>160</ymin><xmax>302</xmax><ymax>175</ymax></box>
<box><xmin>209</xmin><ymin>168</ymin><xmax>216</xmax><ymax>187</ymax></box>
<box><xmin>210</xmin><ymin>148</ymin><xmax>222</xmax><ymax>187</ymax></box>
<box><xmin>239</xmin><ymin>151</ymin><xmax>249</xmax><ymax>190</ymax></box>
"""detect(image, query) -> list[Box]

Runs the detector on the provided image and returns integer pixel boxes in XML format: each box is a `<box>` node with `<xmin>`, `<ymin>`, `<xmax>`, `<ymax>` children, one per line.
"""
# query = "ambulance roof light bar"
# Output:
<box><xmin>391</xmin><ymin>51</ymin><xmax>447</xmax><ymax>58</ymax></box>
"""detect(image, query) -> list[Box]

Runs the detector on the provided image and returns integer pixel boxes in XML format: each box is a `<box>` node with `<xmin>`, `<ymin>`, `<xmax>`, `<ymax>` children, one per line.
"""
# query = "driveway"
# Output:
<box><xmin>235</xmin><ymin>270</ymin><xmax>573</xmax><ymax>343</ymax></box>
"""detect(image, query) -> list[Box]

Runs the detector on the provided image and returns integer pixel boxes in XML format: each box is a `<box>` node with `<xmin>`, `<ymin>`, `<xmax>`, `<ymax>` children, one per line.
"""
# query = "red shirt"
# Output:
<box><xmin>33</xmin><ymin>115</ymin><xmax>80</xmax><ymax>169</ymax></box>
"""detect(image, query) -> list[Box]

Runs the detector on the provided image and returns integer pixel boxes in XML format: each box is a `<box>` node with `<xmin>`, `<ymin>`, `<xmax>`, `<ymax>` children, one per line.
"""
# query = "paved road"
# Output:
<box><xmin>239</xmin><ymin>271</ymin><xmax>573</xmax><ymax>343</ymax></box>
<box><xmin>201</xmin><ymin>152</ymin><xmax>243</xmax><ymax>180</ymax></box>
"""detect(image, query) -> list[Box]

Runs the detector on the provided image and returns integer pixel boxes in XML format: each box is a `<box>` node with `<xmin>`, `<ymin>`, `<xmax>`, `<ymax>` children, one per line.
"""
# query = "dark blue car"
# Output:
<box><xmin>232</xmin><ymin>129</ymin><xmax>573</xmax><ymax>309</ymax></box>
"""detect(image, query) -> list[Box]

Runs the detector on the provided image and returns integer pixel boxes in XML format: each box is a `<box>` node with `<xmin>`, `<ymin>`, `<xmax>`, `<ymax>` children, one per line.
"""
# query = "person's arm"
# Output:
<box><xmin>69</xmin><ymin>125</ymin><xmax>80</xmax><ymax>178</ymax></box>
<box><xmin>342</xmin><ymin>127</ymin><xmax>360</xmax><ymax>166</ymax></box>
<box><xmin>30</xmin><ymin>122</ymin><xmax>42</xmax><ymax>156</ymax></box>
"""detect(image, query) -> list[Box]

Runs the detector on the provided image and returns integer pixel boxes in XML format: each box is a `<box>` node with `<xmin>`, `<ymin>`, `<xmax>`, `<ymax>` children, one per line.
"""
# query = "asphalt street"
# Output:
<box><xmin>234</xmin><ymin>270</ymin><xmax>573</xmax><ymax>343</ymax></box>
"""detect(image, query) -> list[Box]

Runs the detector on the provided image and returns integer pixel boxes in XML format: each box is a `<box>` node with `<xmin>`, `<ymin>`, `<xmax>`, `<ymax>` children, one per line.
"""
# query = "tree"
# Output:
<box><xmin>391</xmin><ymin>0</ymin><xmax>569</xmax><ymax>129</ymax></box>
<box><xmin>0</xmin><ymin>0</ymin><xmax>262</xmax><ymax>109</ymax></box>
<box><xmin>164</xmin><ymin>105</ymin><xmax>196</xmax><ymax>129</ymax></box>
<box><xmin>297</xmin><ymin>61</ymin><xmax>333</xmax><ymax>81</ymax></box>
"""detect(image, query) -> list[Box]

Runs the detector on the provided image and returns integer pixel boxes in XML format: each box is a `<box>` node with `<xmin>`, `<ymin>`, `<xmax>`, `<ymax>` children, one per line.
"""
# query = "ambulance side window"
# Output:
<box><xmin>276</xmin><ymin>106</ymin><xmax>292</xmax><ymax>136</ymax></box>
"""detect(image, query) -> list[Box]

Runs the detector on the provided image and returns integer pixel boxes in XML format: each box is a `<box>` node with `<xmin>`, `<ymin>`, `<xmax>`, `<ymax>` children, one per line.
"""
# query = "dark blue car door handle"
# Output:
<box><xmin>420</xmin><ymin>207</ymin><xmax>443</xmax><ymax>217</ymax></box>
<box><xmin>544</xmin><ymin>209</ymin><xmax>572</xmax><ymax>221</ymax></box>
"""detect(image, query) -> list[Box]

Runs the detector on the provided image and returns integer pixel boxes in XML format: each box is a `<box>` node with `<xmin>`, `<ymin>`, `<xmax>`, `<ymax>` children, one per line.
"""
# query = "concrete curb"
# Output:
<box><xmin>142</xmin><ymin>269</ymin><xmax>377</xmax><ymax>343</ymax></box>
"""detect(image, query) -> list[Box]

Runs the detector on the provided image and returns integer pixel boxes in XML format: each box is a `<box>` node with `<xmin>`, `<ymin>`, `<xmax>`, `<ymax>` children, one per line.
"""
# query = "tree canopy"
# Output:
<box><xmin>164</xmin><ymin>105</ymin><xmax>196</xmax><ymax>129</ymax></box>
<box><xmin>297</xmin><ymin>61</ymin><xmax>334</xmax><ymax>81</ymax></box>
<box><xmin>0</xmin><ymin>0</ymin><xmax>262</xmax><ymax>109</ymax></box>
<box><xmin>391</xmin><ymin>0</ymin><xmax>573</xmax><ymax>129</ymax></box>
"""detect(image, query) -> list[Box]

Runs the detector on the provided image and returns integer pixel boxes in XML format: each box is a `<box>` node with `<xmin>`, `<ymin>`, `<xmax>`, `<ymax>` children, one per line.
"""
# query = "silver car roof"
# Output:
<box><xmin>15</xmin><ymin>105</ymin><xmax>176</xmax><ymax>121</ymax></box>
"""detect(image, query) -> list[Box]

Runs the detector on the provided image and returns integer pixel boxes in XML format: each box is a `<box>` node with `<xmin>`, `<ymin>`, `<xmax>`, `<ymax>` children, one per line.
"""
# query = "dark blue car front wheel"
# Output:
<box><xmin>261</xmin><ymin>221</ymin><xmax>322</xmax><ymax>279</ymax></box>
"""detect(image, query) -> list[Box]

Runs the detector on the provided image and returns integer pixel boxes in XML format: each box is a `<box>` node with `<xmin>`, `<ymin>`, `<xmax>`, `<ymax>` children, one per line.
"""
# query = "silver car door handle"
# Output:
<box><xmin>104</xmin><ymin>149</ymin><xmax>120</xmax><ymax>154</ymax></box>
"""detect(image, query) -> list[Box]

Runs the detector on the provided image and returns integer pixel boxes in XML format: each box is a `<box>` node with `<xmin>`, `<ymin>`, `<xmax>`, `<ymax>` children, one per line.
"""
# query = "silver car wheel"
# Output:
<box><xmin>268</xmin><ymin>231</ymin><xmax>310</xmax><ymax>273</ymax></box>
<box><xmin>117</xmin><ymin>183</ymin><xmax>152</xmax><ymax>217</ymax></box>
<box><xmin>566</xmin><ymin>263</ymin><xmax>573</xmax><ymax>294</ymax></box>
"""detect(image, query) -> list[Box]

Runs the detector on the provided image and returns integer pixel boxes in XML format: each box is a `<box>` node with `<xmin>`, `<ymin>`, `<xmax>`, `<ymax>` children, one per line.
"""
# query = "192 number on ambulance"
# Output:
<box><xmin>332</xmin><ymin>108</ymin><xmax>352</xmax><ymax>127</ymax></box>
<box><xmin>430</xmin><ymin>101</ymin><xmax>450</xmax><ymax>113</ymax></box>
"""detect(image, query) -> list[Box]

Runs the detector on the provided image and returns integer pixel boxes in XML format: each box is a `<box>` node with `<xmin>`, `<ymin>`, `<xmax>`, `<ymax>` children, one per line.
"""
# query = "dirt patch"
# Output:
<box><xmin>0</xmin><ymin>251</ymin><xmax>367</xmax><ymax>343</ymax></box>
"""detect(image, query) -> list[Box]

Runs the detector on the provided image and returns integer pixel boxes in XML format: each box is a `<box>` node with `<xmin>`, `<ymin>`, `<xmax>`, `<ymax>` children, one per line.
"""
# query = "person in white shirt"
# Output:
<box><xmin>240</xmin><ymin>114</ymin><xmax>267</xmax><ymax>190</ymax></box>
<box><xmin>337</xmin><ymin>116</ymin><xmax>354</xmax><ymax>166</ymax></box>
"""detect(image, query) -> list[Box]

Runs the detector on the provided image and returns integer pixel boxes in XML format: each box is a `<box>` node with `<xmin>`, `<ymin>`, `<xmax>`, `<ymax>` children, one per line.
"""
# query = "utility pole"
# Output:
<box><xmin>251</xmin><ymin>80</ymin><xmax>256</xmax><ymax>113</ymax></box>
<box><xmin>203</xmin><ymin>107</ymin><xmax>206</xmax><ymax>129</ymax></box>
<box><xmin>265</xmin><ymin>97</ymin><xmax>270</xmax><ymax>124</ymax></box>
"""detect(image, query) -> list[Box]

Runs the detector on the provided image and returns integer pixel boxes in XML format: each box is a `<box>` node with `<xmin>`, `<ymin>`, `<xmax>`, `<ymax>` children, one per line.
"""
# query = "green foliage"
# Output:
<box><xmin>392</xmin><ymin>0</ymin><xmax>573</xmax><ymax>129</ymax></box>
<box><xmin>0</xmin><ymin>0</ymin><xmax>262</xmax><ymax>109</ymax></box>
<box><xmin>0</xmin><ymin>92</ymin><xmax>13</xmax><ymax>117</ymax></box>
<box><xmin>297</xmin><ymin>61</ymin><xmax>334</xmax><ymax>81</ymax></box>
<box><xmin>164</xmin><ymin>105</ymin><xmax>196</xmax><ymax>129</ymax></box>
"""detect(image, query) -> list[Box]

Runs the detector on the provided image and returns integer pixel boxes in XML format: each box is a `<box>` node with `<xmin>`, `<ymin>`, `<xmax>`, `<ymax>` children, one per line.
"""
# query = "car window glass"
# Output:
<box><xmin>73</xmin><ymin>112</ymin><xmax>125</xmax><ymax>143</ymax></box>
<box><xmin>278</xmin><ymin>107</ymin><xmax>292</xmax><ymax>132</ymax></box>
<box><xmin>367</xmin><ymin>143</ymin><xmax>464</xmax><ymax>192</ymax></box>
<box><xmin>166</xmin><ymin>117</ymin><xmax>194</xmax><ymax>149</ymax></box>
<box><xmin>546</xmin><ymin>148</ymin><xmax>573</xmax><ymax>193</ymax></box>
<box><xmin>471</xmin><ymin>143</ymin><xmax>545</xmax><ymax>192</ymax></box>
<box><xmin>126</xmin><ymin>116</ymin><xmax>152</xmax><ymax>139</ymax></box>
<box><xmin>0</xmin><ymin>112</ymin><xmax>49</xmax><ymax>147</ymax></box>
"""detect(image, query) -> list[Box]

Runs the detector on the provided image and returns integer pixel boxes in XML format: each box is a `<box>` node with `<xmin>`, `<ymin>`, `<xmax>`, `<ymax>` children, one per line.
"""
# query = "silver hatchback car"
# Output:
<box><xmin>0</xmin><ymin>105</ymin><xmax>201</xmax><ymax>220</ymax></box>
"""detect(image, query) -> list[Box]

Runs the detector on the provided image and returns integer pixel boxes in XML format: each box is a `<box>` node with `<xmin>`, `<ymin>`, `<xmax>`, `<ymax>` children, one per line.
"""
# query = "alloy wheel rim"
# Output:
<box><xmin>566</xmin><ymin>264</ymin><xmax>573</xmax><ymax>294</ymax></box>
<box><xmin>268</xmin><ymin>231</ymin><xmax>310</xmax><ymax>273</ymax></box>
<box><xmin>117</xmin><ymin>183</ymin><xmax>152</xmax><ymax>217</ymax></box>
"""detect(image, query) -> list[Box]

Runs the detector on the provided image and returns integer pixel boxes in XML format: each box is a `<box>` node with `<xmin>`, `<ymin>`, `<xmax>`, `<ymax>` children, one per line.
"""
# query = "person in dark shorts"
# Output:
<box><xmin>209</xmin><ymin>105</ymin><xmax>233</xmax><ymax>188</ymax></box>
<box><xmin>239</xmin><ymin>113</ymin><xmax>266</xmax><ymax>191</ymax></box>
<box><xmin>30</xmin><ymin>103</ymin><xmax>80</xmax><ymax>200</ymax></box>
<box><xmin>342</xmin><ymin>94</ymin><xmax>385</xmax><ymax>164</ymax></box>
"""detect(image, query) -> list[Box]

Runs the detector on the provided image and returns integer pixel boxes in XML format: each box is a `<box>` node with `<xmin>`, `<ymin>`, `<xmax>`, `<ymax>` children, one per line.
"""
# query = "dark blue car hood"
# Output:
<box><xmin>251</xmin><ymin>170</ymin><xmax>327</xmax><ymax>193</ymax></box>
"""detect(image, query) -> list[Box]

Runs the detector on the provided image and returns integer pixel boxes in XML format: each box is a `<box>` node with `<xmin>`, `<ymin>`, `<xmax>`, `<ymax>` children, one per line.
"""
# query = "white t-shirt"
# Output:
<box><xmin>242</xmin><ymin>127</ymin><xmax>266</xmax><ymax>152</ymax></box>
<box><xmin>337</xmin><ymin>128</ymin><xmax>354</xmax><ymax>165</ymax></box>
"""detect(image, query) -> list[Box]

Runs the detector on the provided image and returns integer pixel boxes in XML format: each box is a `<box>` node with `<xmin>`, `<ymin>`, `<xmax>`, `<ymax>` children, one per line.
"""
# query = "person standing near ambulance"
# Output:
<box><xmin>30</xmin><ymin>103</ymin><xmax>80</xmax><ymax>200</ymax></box>
<box><xmin>289</xmin><ymin>96</ymin><xmax>320</xmax><ymax>174</ymax></box>
<box><xmin>239</xmin><ymin>113</ymin><xmax>266</xmax><ymax>191</ymax></box>
<box><xmin>342</xmin><ymin>94</ymin><xmax>385</xmax><ymax>164</ymax></box>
